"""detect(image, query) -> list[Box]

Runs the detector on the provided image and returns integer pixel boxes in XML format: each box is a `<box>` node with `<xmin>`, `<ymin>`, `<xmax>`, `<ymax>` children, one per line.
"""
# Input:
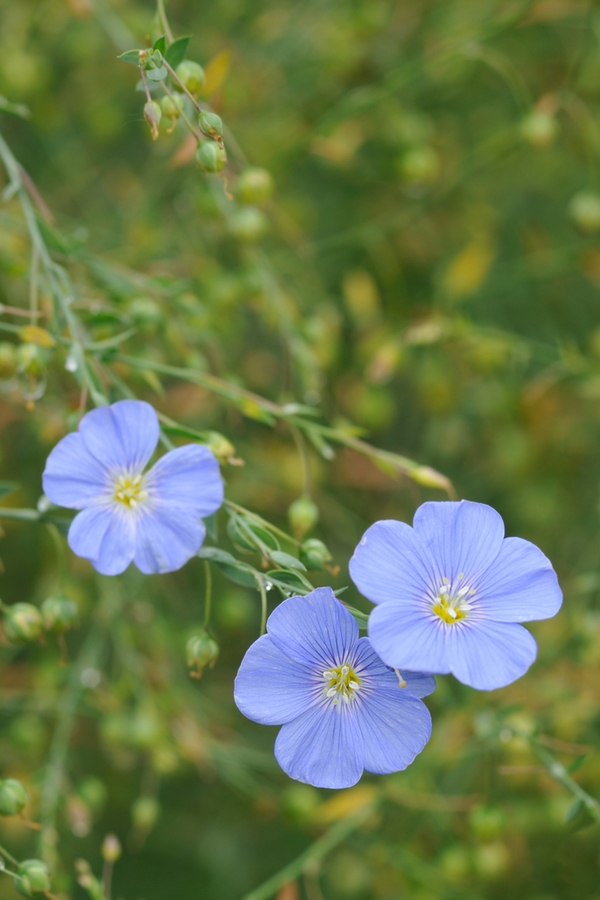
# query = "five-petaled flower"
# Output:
<box><xmin>42</xmin><ymin>400</ymin><xmax>224</xmax><ymax>576</ymax></box>
<box><xmin>234</xmin><ymin>587</ymin><xmax>435</xmax><ymax>789</ymax></box>
<box><xmin>349</xmin><ymin>500</ymin><xmax>562</xmax><ymax>691</ymax></box>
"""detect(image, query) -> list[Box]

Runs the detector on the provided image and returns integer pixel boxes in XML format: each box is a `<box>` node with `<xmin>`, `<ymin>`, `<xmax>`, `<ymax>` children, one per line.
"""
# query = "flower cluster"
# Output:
<box><xmin>43</xmin><ymin>409</ymin><xmax>562</xmax><ymax>788</ymax></box>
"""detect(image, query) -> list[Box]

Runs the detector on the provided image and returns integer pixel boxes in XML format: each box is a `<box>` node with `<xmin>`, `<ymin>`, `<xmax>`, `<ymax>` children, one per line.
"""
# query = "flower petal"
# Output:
<box><xmin>413</xmin><ymin>500</ymin><xmax>505</xmax><ymax>582</ymax></box>
<box><xmin>43</xmin><ymin>432</ymin><xmax>110</xmax><ymax>508</ymax></box>
<box><xmin>266</xmin><ymin>588</ymin><xmax>358</xmax><ymax>669</ymax></box>
<box><xmin>146</xmin><ymin>444</ymin><xmax>223</xmax><ymax>517</ymax></box>
<box><xmin>447</xmin><ymin>620</ymin><xmax>537</xmax><ymax>690</ymax></box>
<box><xmin>368</xmin><ymin>602</ymin><xmax>451</xmax><ymax>673</ymax></box>
<box><xmin>353</xmin><ymin>637</ymin><xmax>436</xmax><ymax>698</ymax></box>
<box><xmin>356</xmin><ymin>687</ymin><xmax>432</xmax><ymax>775</ymax></box>
<box><xmin>234</xmin><ymin>635</ymin><xmax>318</xmax><ymax>725</ymax></box>
<box><xmin>349</xmin><ymin>520</ymin><xmax>437</xmax><ymax>606</ymax></box>
<box><xmin>68</xmin><ymin>506</ymin><xmax>135</xmax><ymax>575</ymax></box>
<box><xmin>79</xmin><ymin>400</ymin><xmax>159</xmax><ymax>473</ymax></box>
<box><xmin>274</xmin><ymin>704</ymin><xmax>363</xmax><ymax>789</ymax></box>
<box><xmin>133</xmin><ymin>507</ymin><xmax>206</xmax><ymax>574</ymax></box>
<box><xmin>473</xmin><ymin>537</ymin><xmax>562</xmax><ymax>622</ymax></box>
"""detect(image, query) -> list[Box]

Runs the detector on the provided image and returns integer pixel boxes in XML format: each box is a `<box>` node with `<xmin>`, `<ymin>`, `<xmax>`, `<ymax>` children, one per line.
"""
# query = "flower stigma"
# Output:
<box><xmin>113</xmin><ymin>473</ymin><xmax>149</xmax><ymax>510</ymax></box>
<box><xmin>322</xmin><ymin>663</ymin><xmax>361</xmax><ymax>704</ymax></box>
<box><xmin>431</xmin><ymin>574</ymin><xmax>475</xmax><ymax>625</ymax></box>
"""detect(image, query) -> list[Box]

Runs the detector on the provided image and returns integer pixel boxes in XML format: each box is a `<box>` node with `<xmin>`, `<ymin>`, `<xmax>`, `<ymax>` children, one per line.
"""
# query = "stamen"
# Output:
<box><xmin>431</xmin><ymin>575</ymin><xmax>475</xmax><ymax>625</ymax></box>
<box><xmin>322</xmin><ymin>662</ymin><xmax>361</xmax><ymax>704</ymax></box>
<box><xmin>113</xmin><ymin>472</ymin><xmax>149</xmax><ymax>510</ymax></box>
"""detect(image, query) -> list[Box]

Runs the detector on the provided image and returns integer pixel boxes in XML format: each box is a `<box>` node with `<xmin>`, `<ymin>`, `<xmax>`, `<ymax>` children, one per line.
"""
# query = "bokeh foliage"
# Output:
<box><xmin>0</xmin><ymin>0</ymin><xmax>599</xmax><ymax>898</ymax></box>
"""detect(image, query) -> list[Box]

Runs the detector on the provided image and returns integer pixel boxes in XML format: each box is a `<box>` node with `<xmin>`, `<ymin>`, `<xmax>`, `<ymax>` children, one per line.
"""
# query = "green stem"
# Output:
<box><xmin>157</xmin><ymin>0</ymin><xmax>174</xmax><ymax>43</ymax></box>
<box><xmin>224</xmin><ymin>500</ymin><xmax>301</xmax><ymax>548</ymax></box>
<box><xmin>255</xmin><ymin>574</ymin><xmax>268</xmax><ymax>637</ymax></box>
<box><xmin>533</xmin><ymin>742</ymin><xmax>600</xmax><ymax>821</ymax></box>
<box><xmin>46</xmin><ymin>523</ymin><xmax>67</xmax><ymax>587</ymax></box>
<box><xmin>0</xmin><ymin>842</ymin><xmax>20</xmax><ymax>868</ymax></box>
<box><xmin>203</xmin><ymin>561</ymin><xmax>212</xmax><ymax>629</ymax></box>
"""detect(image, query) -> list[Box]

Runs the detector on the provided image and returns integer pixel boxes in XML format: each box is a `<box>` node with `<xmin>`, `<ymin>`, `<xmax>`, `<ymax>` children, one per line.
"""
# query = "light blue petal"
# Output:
<box><xmin>68</xmin><ymin>506</ymin><xmax>135</xmax><ymax>575</ymax></box>
<box><xmin>447</xmin><ymin>620</ymin><xmax>537</xmax><ymax>690</ymax></box>
<box><xmin>234</xmin><ymin>635</ymin><xmax>318</xmax><ymax>725</ymax></box>
<box><xmin>353</xmin><ymin>637</ymin><xmax>436</xmax><ymax>698</ymax></box>
<box><xmin>146</xmin><ymin>444</ymin><xmax>223</xmax><ymax>517</ymax></box>
<box><xmin>266</xmin><ymin>588</ymin><xmax>358</xmax><ymax>669</ymax></box>
<box><xmin>368</xmin><ymin>602</ymin><xmax>451</xmax><ymax>674</ymax></box>
<box><xmin>349</xmin><ymin>520</ymin><xmax>437</xmax><ymax>606</ymax></box>
<box><xmin>79</xmin><ymin>400</ymin><xmax>159</xmax><ymax>473</ymax></box>
<box><xmin>133</xmin><ymin>508</ymin><xmax>206</xmax><ymax>574</ymax></box>
<box><xmin>356</xmin><ymin>686</ymin><xmax>432</xmax><ymax>775</ymax></box>
<box><xmin>43</xmin><ymin>432</ymin><xmax>110</xmax><ymax>508</ymax></box>
<box><xmin>274</xmin><ymin>704</ymin><xmax>363</xmax><ymax>789</ymax></box>
<box><xmin>413</xmin><ymin>500</ymin><xmax>505</xmax><ymax>582</ymax></box>
<box><xmin>473</xmin><ymin>537</ymin><xmax>562</xmax><ymax>622</ymax></box>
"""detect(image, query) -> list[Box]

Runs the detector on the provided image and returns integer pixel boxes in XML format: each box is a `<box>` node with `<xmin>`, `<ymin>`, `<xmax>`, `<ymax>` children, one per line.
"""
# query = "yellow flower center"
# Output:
<box><xmin>113</xmin><ymin>473</ymin><xmax>148</xmax><ymax>509</ymax></box>
<box><xmin>322</xmin><ymin>663</ymin><xmax>361</xmax><ymax>704</ymax></box>
<box><xmin>431</xmin><ymin>574</ymin><xmax>475</xmax><ymax>625</ymax></box>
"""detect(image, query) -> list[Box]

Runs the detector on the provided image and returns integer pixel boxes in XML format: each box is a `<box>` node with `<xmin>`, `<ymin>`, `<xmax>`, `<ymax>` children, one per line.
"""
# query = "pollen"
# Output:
<box><xmin>113</xmin><ymin>473</ymin><xmax>148</xmax><ymax>509</ymax></box>
<box><xmin>322</xmin><ymin>663</ymin><xmax>361</xmax><ymax>704</ymax></box>
<box><xmin>431</xmin><ymin>576</ymin><xmax>474</xmax><ymax>625</ymax></box>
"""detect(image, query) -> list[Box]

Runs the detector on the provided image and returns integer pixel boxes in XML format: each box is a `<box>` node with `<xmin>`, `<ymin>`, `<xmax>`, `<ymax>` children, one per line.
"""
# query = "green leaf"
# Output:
<box><xmin>227</xmin><ymin>517</ymin><xmax>255</xmax><ymax>552</ymax></box>
<box><xmin>147</xmin><ymin>66</ymin><xmax>167</xmax><ymax>82</ymax></box>
<box><xmin>204</xmin><ymin>513</ymin><xmax>218</xmax><ymax>542</ymax></box>
<box><xmin>246</xmin><ymin>522</ymin><xmax>280</xmax><ymax>551</ymax></box>
<box><xmin>567</xmin><ymin>755</ymin><xmax>588</xmax><ymax>774</ymax></box>
<box><xmin>119</xmin><ymin>49</ymin><xmax>143</xmax><ymax>65</ymax></box>
<box><xmin>0</xmin><ymin>96</ymin><xmax>30</xmax><ymax>119</ymax></box>
<box><xmin>343</xmin><ymin>603</ymin><xmax>369</xmax><ymax>630</ymax></box>
<box><xmin>269</xmin><ymin>550</ymin><xmax>306</xmax><ymax>571</ymax></box>
<box><xmin>165</xmin><ymin>36</ymin><xmax>191</xmax><ymax>69</ymax></box>
<box><xmin>565</xmin><ymin>797</ymin><xmax>583</xmax><ymax>824</ymax></box>
<box><xmin>153</xmin><ymin>35</ymin><xmax>166</xmax><ymax>56</ymax></box>
<box><xmin>198</xmin><ymin>547</ymin><xmax>237</xmax><ymax>565</ymax></box>
<box><xmin>266</xmin><ymin>569</ymin><xmax>313</xmax><ymax>592</ymax></box>
<box><xmin>0</xmin><ymin>482</ymin><xmax>19</xmax><ymax>499</ymax></box>
<box><xmin>219</xmin><ymin>563</ymin><xmax>258</xmax><ymax>588</ymax></box>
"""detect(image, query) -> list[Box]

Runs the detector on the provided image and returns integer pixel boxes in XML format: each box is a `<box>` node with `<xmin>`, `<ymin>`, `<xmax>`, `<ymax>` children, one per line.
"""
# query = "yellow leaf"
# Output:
<box><xmin>200</xmin><ymin>50</ymin><xmax>231</xmax><ymax>98</ymax></box>
<box><xmin>314</xmin><ymin>785</ymin><xmax>377</xmax><ymax>824</ymax></box>
<box><xmin>18</xmin><ymin>325</ymin><xmax>56</xmax><ymax>348</ymax></box>
<box><xmin>443</xmin><ymin>240</ymin><xmax>495</xmax><ymax>298</ymax></box>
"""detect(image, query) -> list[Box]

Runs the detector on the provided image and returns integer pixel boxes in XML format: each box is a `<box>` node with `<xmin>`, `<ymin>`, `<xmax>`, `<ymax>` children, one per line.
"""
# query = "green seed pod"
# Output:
<box><xmin>160</xmin><ymin>94</ymin><xmax>184</xmax><ymax>119</ymax></box>
<box><xmin>16</xmin><ymin>343</ymin><xmax>46</xmax><ymax>378</ymax></box>
<box><xmin>0</xmin><ymin>778</ymin><xmax>29</xmax><ymax>816</ymax></box>
<box><xmin>195</xmin><ymin>140</ymin><xmax>227</xmax><ymax>173</ymax></box>
<box><xmin>569</xmin><ymin>191</ymin><xmax>600</xmax><ymax>233</ymax></box>
<box><xmin>236</xmin><ymin>168</ymin><xmax>274</xmax><ymax>206</ymax></box>
<box><xmin>520</xmin><ymin>110</ymin><xmax>558</xmax><ymax>148</ymax></box>
<box><xmin>131</xmin><ymin>795</ymin><xmax>160</xmax><ymax>832</ymax></box>
<box><xmin>186</xmin><ymin>631</ymin><xmax>219</xmax><ymax>678</ymax></box>
<box><xmin>175</xmin><ymin>60</ymin><xmax>206</xmax><ymax>94</ymax></box>
<box><xmin>198</xmin><ymin>110</ymin><xmax>223</xmax><ymax>140</ymax></box>
<box><xmin>3</xmin><ymin>603</ymin><xmax>43</xmax><ymax>643</ymax></box>
<box><xmin>41</xmin><ymin>594</ymin><xmax>79</xmax><ymax>633</ymax></box>
<box><xmin>299</xmin><ymin>538</ymin><xmax>332</xmax><ymax>571</ymax></box>
<box><xmin>14</xmin><ymin>860</ymin><xmax>50</xmax><ymax>897</ymax></box>
<box><xmin>288</xmin><ymin>494</ymin><xmax>319</xmax><ymax>539</ymax></box>
<box><xmin>202</xmin><ymin>431</ymin><xmax>235</xmax><ymax>464</ymax></box>
<box><xmin>0</xmin><ymin>342</ymin><xmax>17</xmax><ymax>380</ymax></box>
<box><xmin>228</xmin><ymin>207</ymin><xmax>268</xmax><ymax>242</ymax></box>
<box><xmin>143</xmin><ymin>101</ymin><xmax>162</xmax><ymax>140</ymax></box>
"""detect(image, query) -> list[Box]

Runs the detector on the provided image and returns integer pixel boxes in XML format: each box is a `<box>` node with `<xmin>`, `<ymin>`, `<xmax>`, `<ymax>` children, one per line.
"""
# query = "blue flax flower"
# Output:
<box><xmin>43</xmin><ymin>400</ymin><xmax>223</xmax><ymax>576</ymax></box>
<box><xmin>349</xmin><ymin>500</ymin><xmax>562</xmax><ymax>691</ymax></box>
<box><xmin>234</xmin><ymin>587</ymin><xmax>434</xmax><ymax>789</ymax></box>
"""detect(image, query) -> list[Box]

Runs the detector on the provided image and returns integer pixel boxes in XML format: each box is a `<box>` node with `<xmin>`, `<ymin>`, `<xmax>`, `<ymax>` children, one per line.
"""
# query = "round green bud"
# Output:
<box><xmin>175</xmin><ymin>60</ymin><xmax>205</xmax><ymax>94</ymax></box>
<box><xmin>3</xmin><ymin>603</ymin><xmax>43</xmax><ymax>643</ymax></box>
<box><xmin>198</xmin><ymin>110</ymin><xmax>223</xmax><ymax>140</ymax></box>
<box><xmin>569</xmin><ymin>191</ymin><xmax>600</xmax><ymax>233</ymax></box>
<box><xmin>520</xmin><ymin>110</ymin><xmax>558</xmax><ymax>148</ymax></box>
<box><xmin>228</xmin><ymin>206</ymin><xmax>268</xmax><ymax>242</ymax></box>
<box><xmin>299</xmin><ymin>538</ymin><xmax>332</xmax><ymax>571</ymax></box>
<box><xmin>160</xmin><ymin>94</ymin><xmax>185</xmax><ymax>119</ymax></box>
<box><xmin>101</xmin><ymin>833</ymin><xmax>122</xmax><ymax>863</ymax></box>
<box><xmin>16</xmin><ymin>343</ymin><xmax>46</xmax><ymax>378</ymax></box>
<box><xmin>0</xmin><ymin>342</ymin><xmax>17</xmax><ymax>380</ymax></box>
<box><xmin>0</xmin><ymin>778</ymin><xmax>29</xmax><ymax>816</ymax></box>
<box><xmin>288</xmin><ymin>494</ymin><xmax>319</xmax><ymax>539</ymax></box>
<box><xmin>143</xmin><ymin>100</ymin><xmax>162</xmax><ymax>140</ymax></box>
<box><xmin>14</xmin><ymin>860</ymin><xmax>50</xmax><ymax>897</ymax></box>
<box><xmin>236</xmin><ymin>168</ymin><xmax>274</xmax><ymax>206</ymax></box>
<box><xmin>195</xmin><ymin>140</ymin><xmax>227</xmax><ymax>173</ymax></box>
<box><xmin>131</xmin><ymin>795</ymin><xmax>160</xmax><ymax>832</ymax></box>
<box><xmin>398</xmin><ymin>145</ymin><xmax>440</xmax><ymax>185</ymax></box>
<box><xmin>186</xmin><ymin>631</ymin><xmax>219</xmax><ymax>678</ymax></box>
<box><xmin>41</xmin><ymin>594</ymin><xmax>79</xmax><ymax>633</ymax></box>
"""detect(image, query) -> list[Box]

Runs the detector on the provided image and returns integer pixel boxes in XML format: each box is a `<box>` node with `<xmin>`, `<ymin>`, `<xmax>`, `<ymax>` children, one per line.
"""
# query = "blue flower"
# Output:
<box><xmin>349</xmin><ymin>500</ymin><xmax>562</xmax><ymax>691</ymax></box>
<box><xmin>234</xmin><ymin>587</ymin><xmax>435</xmax><ymax>789</ymax></box>
<box><xmin>42</xmin><ymin>400</ymin><xmax>224</xmax><ymax>576</ymax></box>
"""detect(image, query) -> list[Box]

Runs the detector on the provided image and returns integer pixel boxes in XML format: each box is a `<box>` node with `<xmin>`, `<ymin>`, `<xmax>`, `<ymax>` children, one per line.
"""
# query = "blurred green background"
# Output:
<box><xmin>0</xmin><ymin>0</ymin><xmax>600</xmax><ymax>898</ymax></box>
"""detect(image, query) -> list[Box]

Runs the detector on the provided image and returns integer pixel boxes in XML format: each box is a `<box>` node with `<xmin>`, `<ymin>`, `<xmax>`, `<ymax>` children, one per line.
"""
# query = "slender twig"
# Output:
<box><xmin>203</xmin><ymin>561</ymin><xmax>212</xmax><ymax>629</ymax></box>
<box><xmin>255</xmin><ymin>575</ymin><xmax>268</xmax><ymax>636</ymax></box>
<box><xmin>157</xmin><ymin>0</ymin><xmax>174</xmax><ymax>43</ymax></box>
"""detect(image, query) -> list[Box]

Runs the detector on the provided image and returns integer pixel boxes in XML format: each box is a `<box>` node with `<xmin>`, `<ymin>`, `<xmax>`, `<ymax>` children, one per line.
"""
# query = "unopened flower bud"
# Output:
<box><xmin>3</xmin><ymin>603</ymin><xmax>43</xmax><ymax>643</ymax></box>
<box><xmin>299</xmin><ymin>538</ymin><xmax>332</xmax><ymax>571</ymax></box>
<box><xmin>288</xmin><ymin>494</ymin><xmax>319</xmax><ymax>539</ymax></box>
<box><xmin>198</xmin><ymin>110</ymin><xmax>223</xmax><ymax>140</ymax></box>
<box><xmin>236</xmin><ymin>168</ymin><xmax>274</xmax><ymax>206</ymax></box>
<box><xmin>14</xmin><ymin>860</ymin><xmax>50</xmax><ymax>897</ymax></box>
<box><xmin>101</xmin><ymin>833</ymin><xmax>122</xmax><ymax>863</ymax></box>
<box><xmin>41</xmin><ymin>594</ymin><xmax>79</xmax><ymax>633</ymax></box>
<box><xmin>203</xmin><ymin>431</ymin><xmax>235</xmax><ymax>463</ymax></box>
<box><xmin>160</xmin><ymin>94</ymin><xmax>185</xmax><ymax>119</ymax></box>
<box><xmin>131</xmin><ymin>795</ymin><xmax>160</xmax><ymax>832</ymax></box>
<box><xmin>175</xmin><ymin>60</ymin><xmax>205</xmax><ymax>94</ymax></box>
<box><xmin>0</xmin><ymin>342</ymin><xmax>17</xmax><ymax>380</ymax></box>
<box><xmin>144</xmin><ymin>101</ymin><xmax>162</xmax><ymax>140</ymax></box>
<box><xmin>195</xmin><ymin>140</ymin><xmax>227</xmax><ymax>173</ymax></box>
<box><xmin>0</xmin><ymin>778</ymin><xmax>29</xmax><ymax>816</ymax></box>
<box><xmin>569</xmin><ymin>191</ymin><xmax>600</xmax><ymax>233</ymax></box>
<box><xmin>520</xmin><ymin>110</ymin><xmax>558</xmax><ymax>148</ymax></box>
<box><xmin>186</xmin><ymin>631</ymin><xmax>219</xmax><ymax>678</ymax></box>
<box><xmin>229</xmin><ymin>207</ymin><xmax>268</xmax><ymax>242</ymax></box>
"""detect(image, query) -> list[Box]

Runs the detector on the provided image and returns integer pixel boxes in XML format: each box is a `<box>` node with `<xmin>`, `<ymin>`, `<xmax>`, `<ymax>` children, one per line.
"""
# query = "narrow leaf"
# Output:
<box><xmin>118</xmin><ymin>49</ymin><xmax>143</xmax><ymax>65</ymax></box>
<box><xmin>165</xmin><ymin>36</ymin><xmax>191</xmax><ymax>69</ymax></box>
